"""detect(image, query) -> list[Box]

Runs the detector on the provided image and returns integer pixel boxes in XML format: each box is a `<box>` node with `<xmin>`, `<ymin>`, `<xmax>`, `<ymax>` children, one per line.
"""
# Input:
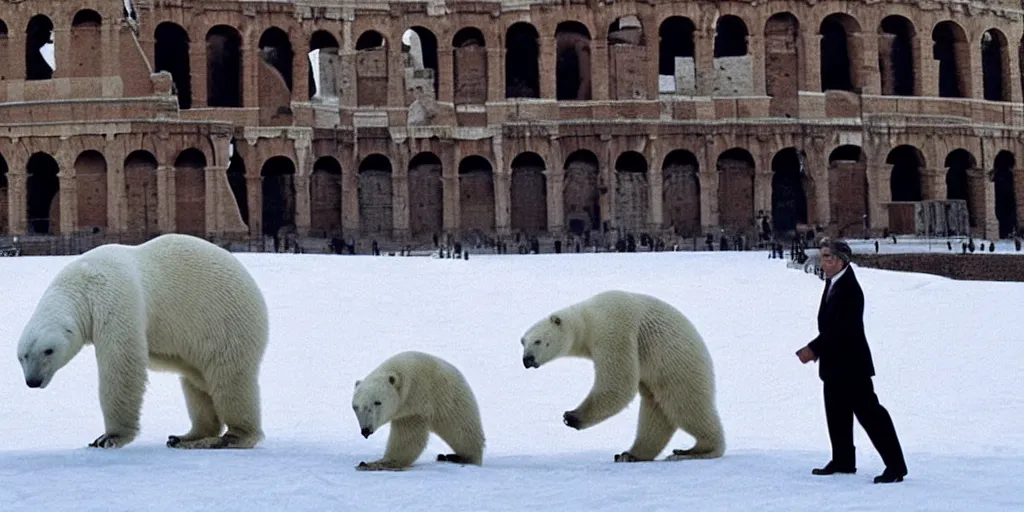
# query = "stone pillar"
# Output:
<box><xmin>57</xmin><ymin>172</ymin><xmax>76</xmax><ymax>235</ymax></box>
<box><xmin>492</xmin><ymin>134</ymin><xmax>510</xmax><ymax>236</ymax></box>
<box><xmin>190</xmin><ymin>37</ymin><xmax>207</xmax><ymax>108</ymax></box>
<box><xmin>600</xmin><ymin>140</ymin><xmax>614</xmax><ymax>233</ymax></box>
<box><xmin>854</xmin><ymin>32</ymin><xmax>880</xmax><ymax>95</ymax></box>
<box><xmin>540</xmin><ymin>33</ymin><xmax>556</xmax><ymax>99</ymax></box>
<box><xmin>754</xmin><ymin>170</ymin><xmax>772</xmax><ymax>221</ymax></box>
<box><xmin>921</xmin><ymin>167</ymin><xmax>944</xmax><ymax>201</ymax></box>
<box><xmin>695</xmin><ymin>30</ymin><xmax>715</xmax><ymax>96</ymax></box>
<box><xmin>205</xmin><ymin>166</ymin><xmax>227</xmax><ymax>234</ymax></box>
<box><xmin>487</xmin><ymin>47</ymin><xmax>502</xmax><ymax>103</ymax></box>
<box><xmin>592</xmin><ymin>40</ymin><xmax>609</xmax><ymax>101</ymax></box>
<box><xmin>53</xmin><ymin>28</ymin><xmax>71</xmax><ymax>80</ymax></box>
<box><xmin>545</xmin><ymin>169</ymin><xmax>565</xmax><ymax>233</ymax></box>
<box><xmin>749</xmin><ymin>34</ymin><xmax>766</xmax><ymax>96</ymax></box>
<box><xmin>984</xmin><ymin>168</ymin><xmax>999</xmax><ymax>239</ymax></box>
<box><xmin>157</xmin><ymin>165</ymin><xmax>174</xmax><ymax>233</ymax></box>
<box><xmin>443</xmin><ymin>144</ymin><xmax>460</xmax><ymax>232</ymax></box>
<box><xmin>866</xmin><ymin>163</ymin><xmax>890</xmax><ymax>231</ymax></box>
<box><xmin>245</xmin><ymin>174</ymin><xmax>263</xmax><ymax>236</ymax></box>
<box><xmin>107</xmin><ymin>147</ymin><xmax>127</xmax><ymax>232</ymax></box>
<box><xmin>646</xmin><ymin>139</ymin><xmax>663</xmax><ymax>231</ymax></box>
<box><xmin>916</xmin><ymin>36</ymin><xmax>937</xmax><ymax>97</ymax></box>
<box><xmin>243</xmin><ymin>33</ymin><xmax>260</xmax><ymax>108</ymax></box>
<box><xmin>7</xmin><ymin>170</ymin><xmax>27</xmax><ymax>234</ymax></box>
<box><xmin>700</xmin><ymin>170</ymin><xmax>720</xmax><ymax>232</ymax></box>
<box><xmin>292</xmin><ymin>45</ymin><xmax>309</xmax><ymax>104</ymax></box>
<box><xmin>342</xmin><ymin>163</ymin><xmax>359</xmax><ymax>235</ymax></box>
<box><xmin>438</xmin><ymin>45</ymin><xmax>455</xmax><ymax>104</ymax></box>
<box><xmin>293</xmin><ymin>138</ymin><xmax>312</xmax><ymax>236</ymax></box>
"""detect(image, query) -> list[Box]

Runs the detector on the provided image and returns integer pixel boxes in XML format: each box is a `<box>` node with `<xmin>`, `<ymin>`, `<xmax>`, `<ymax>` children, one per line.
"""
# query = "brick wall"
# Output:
<box><xmin>853</xmin><ymin>253</ymin><xmax>1024</xmax><ymax>282</ymax></box>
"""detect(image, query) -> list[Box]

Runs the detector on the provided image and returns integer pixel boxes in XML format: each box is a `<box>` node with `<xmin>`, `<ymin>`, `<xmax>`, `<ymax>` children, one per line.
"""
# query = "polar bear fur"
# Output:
<box><xmin>16</xmin><ymin>234</ymin><xmax>269</xmax><ymax>450</ymax></box>
<box><xmin>352</xmin><ymin>351</ymin><xmax>485</xmax><ymax>471</ymax></box>
<box><xmin>520</xmin><ymin>290</ymin><xmax>725</xmax><ymax>462</ymax></box>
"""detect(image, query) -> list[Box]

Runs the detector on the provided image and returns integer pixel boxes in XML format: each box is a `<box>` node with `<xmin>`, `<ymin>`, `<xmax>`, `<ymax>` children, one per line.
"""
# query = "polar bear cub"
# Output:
<box><xmin>520</xmin><ymin>290</ymin><xmax>726</xmax><ymax>462</ymax></box>
<box><xmin>352</xmin><ymin>351</ymin><xmax>485</xmax><ymax>471</ymax></box>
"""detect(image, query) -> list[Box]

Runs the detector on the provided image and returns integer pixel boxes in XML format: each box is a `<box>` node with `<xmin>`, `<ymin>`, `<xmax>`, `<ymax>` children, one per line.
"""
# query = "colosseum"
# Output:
<box><xmin>1</xmin><ymin>0</ymin><xmax>1022</xmax><ymax>253</ymax></box>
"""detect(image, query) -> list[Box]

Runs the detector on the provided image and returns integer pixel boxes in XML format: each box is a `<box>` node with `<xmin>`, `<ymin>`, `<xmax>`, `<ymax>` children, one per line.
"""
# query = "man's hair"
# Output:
<box><xmin>819</xmin><ymin>237</ymin><xmax>853</xmax><ymax>263</ymax></box>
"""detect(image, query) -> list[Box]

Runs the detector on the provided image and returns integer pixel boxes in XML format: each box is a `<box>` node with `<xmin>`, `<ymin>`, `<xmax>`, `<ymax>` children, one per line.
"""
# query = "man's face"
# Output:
<box><xmin>819</xmin><ymin>247</ymin><xmax>844</xmax><ymax>278</ymax></box>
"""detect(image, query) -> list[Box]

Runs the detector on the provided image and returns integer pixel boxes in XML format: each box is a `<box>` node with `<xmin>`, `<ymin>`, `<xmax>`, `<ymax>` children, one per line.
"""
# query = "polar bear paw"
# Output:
<box><xmin>355</xmin><ymin>460</ymin><xmax>407</xmax><ymax>471</ymax></box>
<box><xmin>88</xmin><ymin>432</ymin><xmax>136</xmax><ymax>449</ymax></box>
<box><xmin>613</xmin><ymin>451</ymin><xmax>648</xmax><ymax>463</ymax></box>
<box><xmin>437</xmin><ymin>453</ymin><xmax>469</xmax><ymax>464</ymax></box>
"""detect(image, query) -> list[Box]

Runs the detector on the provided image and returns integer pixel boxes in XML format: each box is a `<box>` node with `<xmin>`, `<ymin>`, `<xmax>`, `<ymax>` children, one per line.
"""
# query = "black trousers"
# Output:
<box><xmin>823</xmin><ymin>377</ymin><xmax>907</xmax><ymax>472</ymax></box>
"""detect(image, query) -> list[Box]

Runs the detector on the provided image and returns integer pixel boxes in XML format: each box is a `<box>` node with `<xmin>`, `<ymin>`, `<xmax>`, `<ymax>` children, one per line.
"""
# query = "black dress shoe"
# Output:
<box><xmin>873</xmin><ymin>469</ymin><xmax>906</xmax><ymax>484</ymax></box>
<box><xmin>812</xmin><ymin>462</ymin><xmax>856</xmax><ymax>475</ymax></box>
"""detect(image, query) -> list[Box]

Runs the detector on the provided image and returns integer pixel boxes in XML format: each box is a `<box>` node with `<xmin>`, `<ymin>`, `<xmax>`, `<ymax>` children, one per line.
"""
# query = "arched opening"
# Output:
<box><xmin>713</xmin><ymin>16</ymin><xmax>751</xmax><ymax>96</ymax></box>
<box><xmin>828</xmin><ymin>145</ymin><xmax>868</xmax><ymax>235</ymax></box>
<box><xmin>26</xmin><ymin>152</ymin><xmax>60</xmax><ymax>234</ymax></box>
<box><xmin>0</xmin><ymin>152</ymin><xmax>9</xmax><ymax>234</ymax></box>
<box><xmin>309</xmin><ymin>31</ymin><xmax>341</xmax><ymax>101</ymax></box>
<box><xmin>982</xmin><ymin>29</ymin><xmax>1010</xmax><ymax>102</ymax></box>
<box><xmin>933</xmin><ymin>21</ymin><xmax>970</xmax><ymax>98</ymax></box>
<box><xmin>562</xmin><ymin>150</ymin><xmax>600</xmax><ymax>235</ymax></box>
<box><xmin>658</xmin><ymin>17</ymin><xmax>696</xmax><ymax>94</ymax></box>
<box><xmin>510</xmin><ymin>152</ymin><xmax>547</xmax><ymax>234</ymax></box>
<box><xmin>0</xmin><ymin>21</ymin><xmax>8</xmax><ymax>83</ymax></box>
<box><xmin>70</xmin><ymin>10</ymin><xmax>101</xmax><ymax>77</ymax></box>
<box><xmin>407</xmin><ymin>152</ymin><xmax>443</xmax><ymax>239</ymax></box>
<box><xmin>887</xmin><ymin>145</ymin><xmax>924</xmax><ymax>201</ymax></box>
<box><xmin>994</xmin><ymin>151</ymin><xmax>1017</xmax><ymax>238</ymax></box>
<box><xmin>613</xmin><ymin>151</ymin><xmax>649</xmax><ymax>234</ymax></box>
<box><xmin>764</xmin><ymin>13</ymin><xmax>800</xmax><ymax>117</ymax></box>
<box><xmin>310</xmin><ymin>157</ymin><xmax>342</xmax><ymax>237</ymax></box>
<box><xmin>124</xmin><ymin>150</ymin><xmax>159</xmax><ymax>236</ymax></box>
<box><xmin>26</xmin><ymin>15</ymin><xmax>55</xmax><ymax>81</ymax></box>
<box><xmin>174</xmin><ymin>149</ymin><xmax>206</xmax><ymax>235</ymax></box>
<box><xmin>458</xmin><ymin>155</ymin><xmax>495</xmax><ymax>233</ymax></box>
<box><xmin>820</xmin><ymin>14</ymin><xmax>860</xmax><ymax>92</ymax></box>
<box><xmin>878</xmin><ymin>16</ymin><xmax>916</xmax><ymax>96</ymax></box>
<box><xmin>716</xmin><ymin>148</ymin><xmax>755</xmax><ymax>232</ymax></box>
<box><xmin>226</xmin><ymin>140</ymin><xmax>248</xmax><ymax>227</ymax></box>
<box><xmin>206</xmin><ymin>26</ymin><xmax>242</xmax><ymax>107</ymax></box>
<box><xmin>355</xmin><ymin>31</ymin><xmax>388</xmax><ymax>106</ymax></box>
<box><xmin>260</xmin><ymin>157</ymin><xmax>296</xmax><ymax>238</ymax></box>
<box><xmin>74</xmin><ymin>150</ymin><xmax>107</xmax><ymax>231</ymax></box>
<box><xmin>155</xmin><ymin>23</ymin><xmax>192</xmax><ymax>109</ymax></box>
<box><xmin>452</xmin><ymin>27</ymin><xmax>487</xmax><ymax>104</ymax></box>
<box><xmin>662</xmin><ymin>150</ymin><xmax>700</xmax><ymax>236</ymax></box>
<box><xmin>555</xmin><ymin>22</ymin><xmax>592</xmax><ymax>101</ymax></box>
<box><xmin>607</xmin><ymin>16</ymin><xmax>646</xmax><ymax>100</ymax></box>
<box><xmin>944</xmin><ymin>149</ymin><xmax>975</xmax><ymax>226</ymax></box>
<box><xmin>505</xmin><ymin>23</ymin><xmax>540</xmax><ymax>98</ymax></box>
<box><xmin>259</xmin><ymin>28</ymin><xmax>293</xmax><ymax>92</ymax></box>
<box><xmin>770</xmin><ymin>148</ymin><xmax>808</xmax><ymax>235</ymax></box>
<box><xmin>357</xmin><ymin>154</ymin><xmax>393</xmax><ymax>236</ymax></box>
<box><xmin>402</xmin><ymin>27</ymin><xmax>439</xmax><ymax>102</ymax></box>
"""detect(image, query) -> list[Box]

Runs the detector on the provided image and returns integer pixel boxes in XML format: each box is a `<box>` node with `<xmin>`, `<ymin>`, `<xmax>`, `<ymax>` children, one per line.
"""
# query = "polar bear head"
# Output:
<box><xmin>521</xmin><ymin>313</ymin><xmax>574</xmax><ymax>369</ymax></box>
<box><xmin>16</xmin><ymin>313</ymin><xmax>85</xmax><ymax>389</ymax></box>
<box><xmin>352</xmin><ymin>372</ymin><xmax>402</xmax><ymax>438</ymax></box>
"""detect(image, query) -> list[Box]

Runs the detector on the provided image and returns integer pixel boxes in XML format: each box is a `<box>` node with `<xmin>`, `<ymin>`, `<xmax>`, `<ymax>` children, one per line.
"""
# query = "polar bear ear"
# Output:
<box><xmin>551</xmin><ymin>315</ymin><xmax>561</xmax><ymax>326</ymax></box>
<box><xmin>388</xmin><ymin>373</ymin><xmax>400</xmax><ymax>388</ymax></box>
<box><xmin>354</xmin><ymin>379</ymin><xmax>362</xmax><ymax>389</ymax></box>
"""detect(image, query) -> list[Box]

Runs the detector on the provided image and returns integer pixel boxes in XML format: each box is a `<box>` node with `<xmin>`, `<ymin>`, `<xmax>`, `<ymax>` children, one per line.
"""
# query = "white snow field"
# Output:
<box><xmin>0</xmin><ymin>251</ymin><xmax>1022</xmax><ymax>511</ymax></box>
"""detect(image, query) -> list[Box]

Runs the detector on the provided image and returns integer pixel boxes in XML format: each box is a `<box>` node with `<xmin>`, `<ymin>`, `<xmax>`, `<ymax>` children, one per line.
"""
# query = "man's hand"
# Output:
<box><xmin>796</xmin><ymin>345</ymin><xmax>816</xmax><ymax>364</ymax></box>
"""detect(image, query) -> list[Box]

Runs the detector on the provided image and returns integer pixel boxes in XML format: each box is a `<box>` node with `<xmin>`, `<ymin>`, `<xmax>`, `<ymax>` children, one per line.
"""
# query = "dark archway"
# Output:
<box><xmin>260</xmin><ymin>157</ymin><xmax>297</xmax><ymax>237</ymax></box>
<box><xmin>310</xmin><ymin>156</ymin><xmax>342</xmax><ymax>237</ymax></box>
<box><xmin>26</xmin><ymin>152</ymin><xmax>60</xmax><ymax>234</ymax></box>
<box><xmin>887</xmin><ymin>145</ymin><xmax>925</xmax><ymax>201</ymax></box>
<box><xmin>510</xmin><ymin>152</ymin><xmax>547</xmax><ymax>234</ymax></box>
<box><xmin>661</xmin><ymin>150</ymin><xmax>700</xmax><ymax>236</ymax></box>
<box><xmin>174</xmin><ymin>149</ymin><xmax>206</xmax><ymax>235</ymax></box>
<box><xmin>770</xmin><ymin>148</ymin><xmax>808</xmax><ymax>234</ymax></box>
<box><xmin>357</xmin><ymin>154</ymin><xmax>393</xmax><ymax>236</ymax></box>
<box><xmin>458</xmin><ymin>155</ymin><xmax>495</xmax><ymax>233</ymax></box>
<box><xmin>206</xmin><ymin>26</ymin><xmax>243</xmax><ymax>106</ymax></box>
<box><xmin>994</xmin><ymin>151</ymin><xmax>1017</xmax><ymax>238</ymax></box>
<box><xmin>562</xmin><ymin>150</ymin><xmax>600</xmax><ymax>234</ymax></box>
<box><xmin>555</xmin><ymin>22</ymin><xmax>591</xmax><ymax>100</ymax></box>
<box><xmin>613</xmin><ymin>151</ymin><xmax>649</xmax><ymax>234</ymax></box>
<box><xmin>26</xmin><ymin>15</ymin><xmax>54</xmax><ymax>81</ymax></box>
<box><xmin>408</xmin><ymin>152</ymin><xmax>443</xmax><ymax>239</ymax></box>
<box><xmin>716</xmin><ymin>148</ymin><xmax>755</xmax><ymax>232</ymax></box>
<box><xmin>505</xmin><ymin>23</ymin><xmax>540</xmax><ymax>98</ymax></box>
<box><xmin>259</xmin><ymin>27</ymin><xmax>294</xmax><ymax>91</ymax></box>
<box><xmin>879</xmin><ymin>16</ymin><xmax>915</xmax><ymax>96</ymax></box>
<box><xmin>155</xmin><ymin>23</ymin><xmax>192</xmax><ymax>109</ymax></box>
<box><xmin>124</xmin><ymin>150</ymin><xmax>159</xmax><ymax>236</ymax></box>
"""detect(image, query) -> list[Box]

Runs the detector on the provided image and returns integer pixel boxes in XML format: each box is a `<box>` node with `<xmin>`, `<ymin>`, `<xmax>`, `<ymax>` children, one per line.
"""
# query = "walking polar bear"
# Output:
<box><xmin>16</xmin><ymin>234</ymin><xmax>269</xmax><ymax>449</ymax></box>
<box><xmin>352</xmin><ymin>351</ymin><xmax>485</xmax><ymax>471</ymax></box>
<box><xmin>520</xmin><ymin>290</ymin><xmax>726</xmax><ymax>462</ymax></box>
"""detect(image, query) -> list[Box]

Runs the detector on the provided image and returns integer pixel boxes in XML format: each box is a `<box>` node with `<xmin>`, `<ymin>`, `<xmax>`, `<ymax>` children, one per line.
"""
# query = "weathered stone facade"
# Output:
<box><xmin>2</xmin><ymin>0</ymin><xmax>1024</xmax><ymax>248</ymax></box>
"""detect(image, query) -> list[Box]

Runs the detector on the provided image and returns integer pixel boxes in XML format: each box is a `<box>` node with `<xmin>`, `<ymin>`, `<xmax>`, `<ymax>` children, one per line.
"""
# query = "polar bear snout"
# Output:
<box><xmin>523</xmin><ymin>355</ymin><xmax>537</xmax><ymax>368</ymax></box>
<box><xmin>26</xmin><ymin>377</ymin><xmax>44</xmax><ymax>388</ymax></box>
<box><xmin>361</xmin><ymin>427</ymin><xmax>372</xmax><ymax>438</ymax></box>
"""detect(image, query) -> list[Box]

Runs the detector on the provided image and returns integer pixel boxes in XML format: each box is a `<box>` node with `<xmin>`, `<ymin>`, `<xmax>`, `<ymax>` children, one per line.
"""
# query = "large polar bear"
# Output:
<box><xmin>351</xmin><ymin>351</ymin><xmax>485</xmax><ymax>471</ymax></box>
<box><xmin>520</xmin><ymin>290</ymin><xmax>726</xmax><ymax>462</ymax></box>
<box><xmin>16</xmin><ymin>233</ymin><xmax>269</xmax><ymax>450</ymax></box>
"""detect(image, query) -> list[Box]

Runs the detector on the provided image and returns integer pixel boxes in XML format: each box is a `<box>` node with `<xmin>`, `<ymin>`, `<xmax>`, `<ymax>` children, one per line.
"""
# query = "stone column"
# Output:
<box><xmin>492</xmin><ymin>134</ymin><xmax>510</xmax><ymax>235</ymax></box>
<box><xmin>57</xmin><ymin>171</ymin><xmax>76</xmax><ymax>235</ymax></box>
<box><xmin>540</xmin><ymin>34</ymin><xmax>556</xmax><ymax>99</ymax></box>
<box><xmin>803</xmin><ymin>33</ymin><xmax>822</xmax><ymax>93</ymax></box>
<box><xmin>592</xmin><ymin>40</ymin><xmax>609</xmax><ymax>101</ymax></box>
<box><xmin>749</xmin><ymin>34</ymin><xmax>766</xmax><ymax>96</ymax></box>
<box><xmin>544</xmin><ymin>169</ymin><xmax>565</xmax><ymax>233</ymax></box>
<box><xmin>646</xmin><ymin>139</ymin><xmax>663</xmax><ymax>231</ymax></box>
<box><xmin>916</xmin><ymin>36</ymin><xmax>937</xmax><ymax>97</ymax></box>
<box><xmin>245</xmin><ymin>174</ymin><xmax>263</xmax><ymax>236</ymax></box>
<box><xmin>854</xmin><ymin>32</ymin><xmax>880</xmax><ymax>95</ymax></box>
<box><xmin>7</xmin><ymin>170</ymin><xmax>27</xmax><ymax>234</ymax></box>
<box><xmin>866</xmin><ymin>163</ymin><xmax>890</xmax><ymax>231</ymax></box>
<box><xmin>190</xmin><ymin>37</ymin><xmax>207</xmax><ymax>108</ymax></box>
<box><xmin>438</xmin><ymin>45</ymin><xmax>455</xmax><ymax>104</ymax></box>
<box><xmin>294</xmin><ymin>173</ymin><xmax>312</xmax><ymax>236</ymax></box>
<box><xmin>754</xmin><ymin>170</ymin><xmax>772</xmax><ymax>221</ymax></box>
<box><xmin>487</xmin><ymin>47</ymin><xmax>502</xmax><ymax>103</ymax></box>
<box><xmin>53</xmin><ymin>28</ymin><xmax>71</xmax><ymax>80</ymax></box>
<box><xmin>443</xmin><ymin>144</ymin><xmax>460</xmax><ymax>232</ymax></box>
<box><xmin>106</xmin><ymin>147</ymin><xmax>127</xmax><ymax>232</ymax></box>
<box><xmin>205</xmin><ymin>166</ymin><xmax>227</xmax><ymax>234</ymax></box>
<box><xmin>157</xmin><ymin>165</ymin><xmax>174</xmax><ymax>233</ymax></box>
<box><xmin>984</xmin><ymin>168</ymin><xmax>998</xmax><ymax>239</ymax></box>
<box><xmin>342</xmin><ymin>163</ymin><xmax>360</xmax><ymax>235</ymax></box>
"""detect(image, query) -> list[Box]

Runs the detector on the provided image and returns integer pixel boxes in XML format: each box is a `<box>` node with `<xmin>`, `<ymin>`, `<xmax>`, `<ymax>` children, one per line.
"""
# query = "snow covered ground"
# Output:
<box><xmin>0</xmin><ymin>251</ymin><xmax>1021</xmax><ymax>511</ymax></box>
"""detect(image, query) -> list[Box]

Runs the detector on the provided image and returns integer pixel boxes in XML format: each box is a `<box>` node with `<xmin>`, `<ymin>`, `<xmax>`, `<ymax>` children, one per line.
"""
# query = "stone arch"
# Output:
<box><xmin>226</xmin><ymin>140</ymin><xmax>248</xmax><ymax>227</ymax></box>
<box><xmin>458</xmin><ymin>155</ymin><xmax>495</xmax><ymax>233</ymax></box>
<box><xmin>716</xmin><ymin>148</ymin><xmax>755</xmax><ymax>232</ymax></box>
<box><xmin>408</xmin><ymin>152</ymin><xmax>443</xmax><ymax>239</ymax></box>
<box><xmin>563</xmin><ymin>150</ymin><xmax>600</xmax><ymax>235</ymax></box>
<box><xmin>614</xmin><ymin>151</ymin><xmax>649</xmax><ymax>234</ymax></box>
<box><xmin>0</xmin><ymin>152</ymin><xmax>8</xmax><ymax>234</ymax></box>
<box><xmin>879</xmin><ymin>16</ymin><xmax>916</xmax><ymax>96</ymax></box>
<box><xmin>26</xmin><ymin>15</ymin><xmax>54</xmax><ymax>81</ymax></box>
<box><xmin>944</xmin><ymin>149</ymin><xmax>979</xmax><ymax>229</ymax></box>
<box><xmin>510</xmin><ymin>152</ymin><xmax>547</xmax><ymax>234</ymax></box>
<box><xmin>403</xmin><ymin>27</ymin><xmax>439</xmax><ymax>102</ymax></box>
<box><xmin>713</xmin><ymin>16</ymin><xmax>750</xmax><ymax>96</ymax></box>
<box><xmin>764</xmin><ymin>13</ymin><xmax>800</xmax><ymax>117</ymax></box>
<box><xmin>982</xmin><ymin>29</ymin><xmax>1010</xmax><ymax>102</ymax></box>
<box><xmin>259</xmin><ymin>27</ymin><xmax>294</xmax><ymax>92</ymax></box>
<box><xmin>74</xmin><ymin>150</ymin><xmax>107</xmax><ymax>231</ymax></box>
<box><xmin>993</xmin><ymin>150</ymin><xmax>1017</xmax><ymax>238</ymax></box>
<box><xmin>607</xmin><ymin>16</ymin><xmax>645</xmax><ymax>100</ymax></box>
<box><xmin>70</xmin><ymin>10</ymin><xmax>102</xmax><ymax>78</ymax></box>
<box><xmin>887</xmin><ymin>145</ymin><xmax>924</xmax><ymax>202</ymax></box>
<box><xmin>661</xmin><ymin>149</ymin><xmax>700</xmax><ymax>236</ymax></box>
<box><xmin>261</xmin><ymin>156</ymin><xmax>296</xmax><ymax>238</ymax></box>
<box><xmin>658</xmin><ymin>16</ymin><xmax>696</xmax><ymax>94</ymax></box>
<box><xmin>355</xmin><ymin>30</ymin><xmax>388</xmax><ymax>106</ymax></box>
<box><xmin>155</xmin><ymin>22</ymin><xmax>192</xmax><ymax>109</ymax></box>
<box><xmin>820</xmin><ymin>14</ymin><xmax>861</xmax><ymax>92</ymax></box>
<box><xmin>310</xmin><ymin>156</ymin><xmax>342</xmax><ymax>237</ymax></box>
<box><xmin>828</xmin><ymin>145</ymin><xmax>868</xmax><ymax>235</ymax></box>
<box><xmin>174</xmin><ymin>149</ymin><xmax>206</xmax><ymax>235</ymax></box>
<box><xmin>506</xmin><ymin>23</ymin><xmax>540</xmax><ymax>98</ymax></box>
<box><xmin>770</xmin><ymin>147</ymin><xmax>808</xmax><ymax>235</ymax></box>
<box><xmin>357</xmin><ymin>154</ymin><xmax>393</xmax><ymax>236</ymax></box>
<box><xmin>124</xmin><ymin>150</ymin><xmax>159</xmax><ymax>236</ymax></box>
<box><xmin>206</xmin><ymin>25</ymin><xmax>243</xmax><ymax>107</ymax></box>
<box><xmin>452</xmin><ymin>27</ymin><xmax>487</xmax><ymax>104</ymax></box>
<box><xmin>932</xmin><ymin>21</ymin><xmax>970</xmax><ymax>98</ymax></box>
<box><xmin>555</xmin><ymin>22</ymin><xmax>592</xmax><ymax>101</ymax></box>
<box><xmin>26</xmin><ymin>152</ymin><xmax>60</xmax><ymax>234</ymax></box>
<box><xmin>309</xmin><ymin>30</ymin><xmax>341</xmax><ymax>101</ymax></box>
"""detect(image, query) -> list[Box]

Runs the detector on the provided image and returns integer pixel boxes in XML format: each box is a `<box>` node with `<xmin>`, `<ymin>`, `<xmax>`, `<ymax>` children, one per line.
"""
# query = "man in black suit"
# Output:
<box><xmin>796</xmin><ymin>238</ymin><xmax>908</xmax><ymax>484</ymax></box>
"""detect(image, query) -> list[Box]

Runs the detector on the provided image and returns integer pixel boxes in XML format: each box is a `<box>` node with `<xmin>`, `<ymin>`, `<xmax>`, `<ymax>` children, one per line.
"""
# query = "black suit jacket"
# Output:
<box><xmin>807</xmin><ymin>266</ymin><xmax>876</xmax><ymax>381</ymax></box>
